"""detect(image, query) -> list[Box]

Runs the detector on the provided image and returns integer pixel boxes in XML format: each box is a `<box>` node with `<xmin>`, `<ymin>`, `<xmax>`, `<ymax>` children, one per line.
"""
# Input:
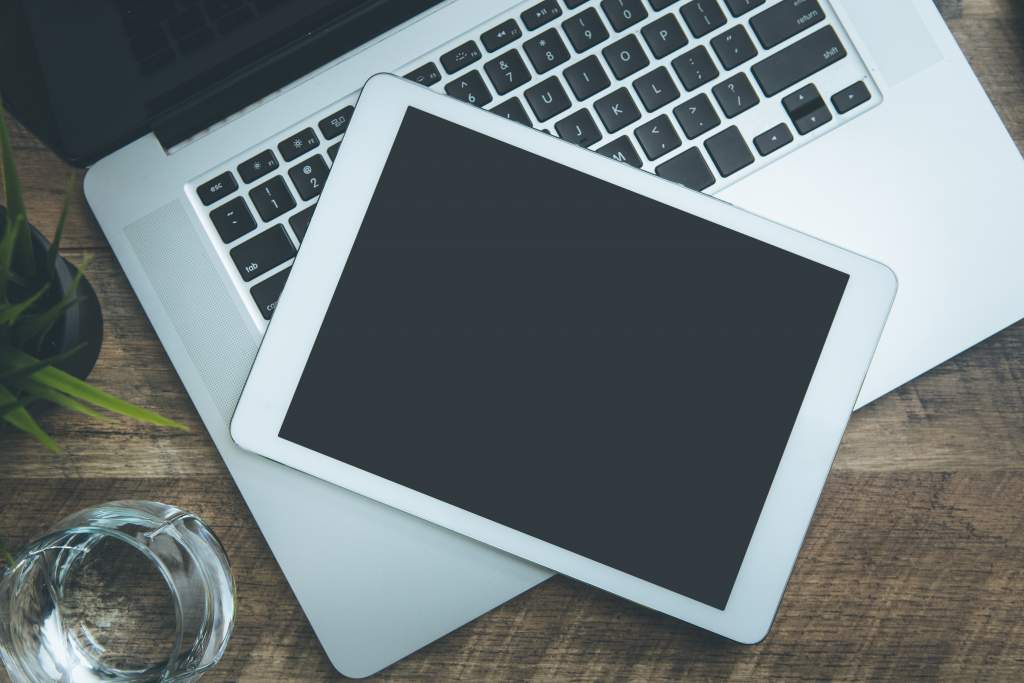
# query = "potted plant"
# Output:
<box><xmin>0</xmin><ymin>107</ymin><xmax>187</xmax><ymax>452</ymax></box>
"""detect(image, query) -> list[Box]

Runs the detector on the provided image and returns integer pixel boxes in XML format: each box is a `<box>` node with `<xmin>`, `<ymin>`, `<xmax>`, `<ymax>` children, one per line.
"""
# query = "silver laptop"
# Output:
<box><xmin>6</xmin><ymin>0</ymin><xmax>1021</xmax><ymax>676</ymax></box>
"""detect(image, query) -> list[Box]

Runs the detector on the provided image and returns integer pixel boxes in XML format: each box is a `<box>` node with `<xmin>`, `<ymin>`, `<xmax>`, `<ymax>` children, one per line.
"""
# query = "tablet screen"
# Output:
<box><xmin>280</xmin><ymin>107</ymin><xmax>849</xmax><ymax>610</ymax></box>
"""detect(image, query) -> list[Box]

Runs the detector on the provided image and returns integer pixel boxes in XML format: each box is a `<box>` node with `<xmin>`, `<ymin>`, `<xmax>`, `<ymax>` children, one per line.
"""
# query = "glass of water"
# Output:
<box><xmin>0</xmin><ymin>501</ymin><xmax>235</xmax><ymax>682</ymax></box>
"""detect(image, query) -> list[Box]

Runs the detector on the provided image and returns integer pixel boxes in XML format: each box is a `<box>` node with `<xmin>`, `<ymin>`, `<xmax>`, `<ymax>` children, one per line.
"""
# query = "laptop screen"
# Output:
<box><xmin>1</xmin><ymin>0</ymin><xmax>444</xmax><ymax>164</ymax></box>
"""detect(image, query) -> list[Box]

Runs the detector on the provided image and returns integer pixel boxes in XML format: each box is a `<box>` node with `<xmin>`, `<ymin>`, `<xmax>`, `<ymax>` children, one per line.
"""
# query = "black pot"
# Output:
<box><xmin>1</xmin><ymin>206</ymin><xmax>103</xmax><ymax>381</ymax></box>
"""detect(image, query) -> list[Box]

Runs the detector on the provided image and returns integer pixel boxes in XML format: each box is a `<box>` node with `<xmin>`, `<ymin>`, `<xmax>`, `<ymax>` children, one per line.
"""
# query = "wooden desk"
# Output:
<box><xmin>3</xmin><ymin>1</ymin><xmax>1022</xmax><ymax>679</ymax></box>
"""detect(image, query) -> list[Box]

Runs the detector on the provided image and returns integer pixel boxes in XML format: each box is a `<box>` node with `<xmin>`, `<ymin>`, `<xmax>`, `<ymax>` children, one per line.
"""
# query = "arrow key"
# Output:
<box><xmin>753</xmin><ymin>123</ymin><xmax>794</xmax><ymax>156</ymax></box>
<box><xmin>832</xmin><ymin>81</ymin><xmax>871</xmax><ymax>114</ymax></box>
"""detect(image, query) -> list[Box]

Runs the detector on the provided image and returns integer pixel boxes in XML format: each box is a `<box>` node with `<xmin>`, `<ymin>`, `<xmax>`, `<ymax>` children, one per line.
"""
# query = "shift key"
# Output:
<box><xmin>751</xmin><ymin>26</ymin><xmax>846</xmax><ymax>97</ymax></box>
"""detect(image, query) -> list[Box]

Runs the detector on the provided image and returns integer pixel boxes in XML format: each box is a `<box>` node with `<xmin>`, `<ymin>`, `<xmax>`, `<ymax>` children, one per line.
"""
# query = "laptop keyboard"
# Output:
<box><xmin>190</xmin><ymin>0</ymin><xmax>879</xmax><ymax>325</ymax></box>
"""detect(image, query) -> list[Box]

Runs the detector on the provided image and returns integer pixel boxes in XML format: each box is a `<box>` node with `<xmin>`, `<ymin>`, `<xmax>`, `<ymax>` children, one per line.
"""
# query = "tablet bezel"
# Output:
<box><xmin>231</xmin><ymin>74</ymin><xmax>896</xmax><ymax>643</ymax></box>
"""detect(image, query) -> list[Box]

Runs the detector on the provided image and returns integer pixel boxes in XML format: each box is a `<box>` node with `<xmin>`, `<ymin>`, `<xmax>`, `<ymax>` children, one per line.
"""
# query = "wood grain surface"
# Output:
<box><xmin>2</xmin><ymin>1</ymin><xmax>1023</xmax><ymax>680</ymax></box>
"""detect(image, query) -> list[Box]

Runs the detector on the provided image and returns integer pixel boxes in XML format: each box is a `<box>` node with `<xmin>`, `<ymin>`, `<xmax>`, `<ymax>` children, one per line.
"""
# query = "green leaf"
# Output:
<box><xmin>0</xmin><ymin>282</ymin><xmax>49</xmax><ymax>325</ymax></box>
<box><xmin>13</xmin><ymin>377</ymin><xmax>108</xmax><ymax>420</ymax></box>
<box><xmin>0</xmin><ymin>212</ymin><xmax>24</xmax><ymax>300</ymax></box>
<box><xmin>0</xmin><ymin>384</ymin><xmax>59</xmax><ymax>452</ymax></box>
<box><xmin>47</xmin><ymin>175</ymin><xmax>75</xmax><ymax>276</ymax></box>
<box><xmin>14</xmin><ymin>256</ymin><xmax>86</xmax><ymax>348</ymax></box>
<box><xmin>0</xmin><ymin>107</ymin><xmax>33</xmax><ymax>279</ymax></box>
<box><xmin>0</xmin><ymin>341</ymin><xmax>85</xmax><ymax>383</ymax></box>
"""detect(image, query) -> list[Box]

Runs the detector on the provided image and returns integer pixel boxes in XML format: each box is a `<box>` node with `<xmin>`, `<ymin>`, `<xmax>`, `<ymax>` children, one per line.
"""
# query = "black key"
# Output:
<box><xmin>231</xmin><ymin>225</ymin><xmax>295</xmax><ymax>282</ymax></box>
<box><xmin>210</xmin><ymin>196</ymin><xmax>256</xmax><ymax>243</ymax></box>
<box><xmin>594</xmin><ymin>87</ymin><xmax>642</xmax><ymax>132</ymax></box>
<box><xmin>405</xmin><ymin>62</ymin><xmax>442</xmax><ymax>87</ymax></box>
<box><xmin>444</xmin><ymin>71</ymin><xmax>493</xmax><ymax>107</ymax></box>
<box><xmin>441</xmin><ymin>40</ymin><xmax>482</xmax><ymax>74</ymax></box>
<box><xmin>749</xmin><ymin>0</ymin><xmax>824</xmax><ymax>50</ymax></box>
<box><xmin>327</xmin><ymin>142</ymin><xmax>340</xmax><ymax>160</ymax></box>
<box><xmin>562</xmin><ymin>8</ymin><xmax>610</xmax><ymax>53</ymax></box>
<box><xmin>524</xmin><ymin>77</ymin><xmax>571</xmax><ymax>121</ymax></box>
<box><xmin>753</xmin><ymin>123</ymin><xmax>793</xmax><ymax>156</ymax></box>
<box><xmin>288</xmin><ymin>204</ymin><xmax>316</xmax><ymax>242</ymax></box>
<box><xmin>564</xmin><ymin>56</ymin><xmax>612</xmax><ymax>100</ymax></box>
<box><xmin>650</xmin><ymin>0</ymin><xmax>681</xmax><ymax>10</ymax></box>
<box><xmin>680</xmin><ymin>0</ymin><xmax>726</xmax><ymax>38</ymax></box>
<box><xmin>832</xmin><ymin>81</ymin><xmax>870</xmax><ymax>114</ymax></box>
<box><xmin>524</xmin><ymin>29</ymin><xmax>570</xmax><ymax>74</ymax></box>
<box><xmin>633</xmin><ymin>66</ymin><xmax>681</xmax><ymax>112</ymax></box>
<box><xmin>196</xmin><ymin>171</ymin><xmax>237</xmax><ymax>206</ymax></box>
<box><xmin>278</xmin><ymin>127</ymin><xmax>319</xmax><ymax>162</ymax></box>
<box><xmin>600</xmin><ymin>0</ymin><xmax>647</xmax><ymax>32</ymax></box>
<box><xmin>248</xmin><ymin>176</ymin><xmax>296</xmax><ymax>221</ymax></box>
<box><xmin>783</xmin><ymin>83</ymin><xmax>832</xmax><ymax>134</ymax></box>
<box><xmin>710</xmin><ymin>25</ymin><xmax>757</xmax><ymax>70</ymax></box>
<box><xmin>603</xmin><ymin>34</ymin><xmax>649</xmax><ymax>79</ymax></box>
<box><xmin>485</xmin><ymin>50</ymin><xmax>532</xmax><ymax>95</ymax></box>
<box><xmin>317</xmin><ymin>105</ymin><xmax>354</xmax><ymax>141</ymax></box>
<box><xmin>481</xmin><ymin>19</ymin><xmax>522</xmax><ymax>52</ymax></box>
<box><xmin>712</xmin><ymin>73</ymin><xmax>759</xmax><ymax>118</ymax></box>
<box><xmin>634</xmin><ymin>114</ymin><xmax>682</xmax><ymax>160</ymax></box>
<box><xmin>250</xmin><ymin>268</ymin><xmax>290</xmax><ymax>320</ymax></box>
<box><xmin>597</xmin><ymin>136</ymin><xmax>643</xmax><ymax>167</ymax></box>
<box><xmin>237</xmin><ymin>150</ymin><xmax>279</xmax><ymax>184</ymax></box>
<box><xmin>521</xmin><ymin>0</ymin><xmax>562</xmax><ymax>30</ymax></box>
<box><xmin>751</xmin><ymin>26</ymin><xmax>847</xmax><ymax>97</ymax></box>
<box><xmin>564</xmin><ymin>0</ymin><xmax>589</xmax><ymax>7</ymax></box>
<box><xmin>655</xmin><ymin>148</ymin><xmax>715</xmax><ymax>190</ymax></box>
<box><xmin>490</xmin><ymin>98</ymin><xmax>532</xmax><ymax>125</ymax></box>
<box><xmin>673</xmin><ymin>93</ymin><xmax>721</xmax><ymax>139</ymax></box>
<box><xmin>722</xmin><ymin>0</ymin><xmax>765</xmax><ymax>17</ymax></box>
<box><xmin>641</xmin><ymin>14</ymin><xmax>688</xmax><ymax>59</ymax></box>
<box><xmin>672</xmin><ymin>46</ymin><xmax>719</xmax><ymax>91</ymax></box>
<box><xmin>287</xmin><ymin>154</ymin><xmax>329</xmax><ymax>201</ymax></box>
<box><xmin>704</xmin><ymin>125</ymin><xmax>754</xmax><ymax>176</ymax></box>
<box><xmin>555</xmin><ymin>109</ymin><xmax>603</xmax><ymax>147</ymax></box>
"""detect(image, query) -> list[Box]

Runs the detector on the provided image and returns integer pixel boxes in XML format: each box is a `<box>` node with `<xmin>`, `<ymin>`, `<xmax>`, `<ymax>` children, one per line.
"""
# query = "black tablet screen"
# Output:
<box><xmin>280</xmin><ymin>107</ymin><xmax>849</xmax><ymax>609</ymax></box>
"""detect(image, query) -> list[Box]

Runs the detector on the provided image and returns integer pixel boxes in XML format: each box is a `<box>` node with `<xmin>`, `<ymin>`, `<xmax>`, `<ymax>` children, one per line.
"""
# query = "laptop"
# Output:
<box><xmin>3</xmin><ymin>0</ymin><xmax>1022</xmax><ymax>676</ymax></box>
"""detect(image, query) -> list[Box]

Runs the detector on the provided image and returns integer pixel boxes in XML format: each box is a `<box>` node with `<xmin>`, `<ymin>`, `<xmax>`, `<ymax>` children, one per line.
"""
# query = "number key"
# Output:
<box><xmin>523</xmin><ymin>29</ymin><xmax>570</xmax><ymax>74</ymax></box>
<box><xmin>288</xmin><ymin>154</ymin><xmax>329</xmax><ymax>201</ymax></box>
<box><xmin>562</xmin><ymin>7</ymin><xmax>610</xmax><ymax>53</ymax></box>
<box><xmin>600</xmin><ymin>0</ymin><xmax>647</xmax><ymax>32</ymax></box>
<box><xmin>484</xmin><ymin>50</ymin><xmax>532</xmax><ymax>95</ymax></box>
<box><xmin>248</xmin><ymin>176</ymin><xmax>296</xmax><ymax>222</ymax></box>
<box><xmin>444</xmin><ymin>71</ymin><xmax>493</xmax><ymax>107</ymax></box>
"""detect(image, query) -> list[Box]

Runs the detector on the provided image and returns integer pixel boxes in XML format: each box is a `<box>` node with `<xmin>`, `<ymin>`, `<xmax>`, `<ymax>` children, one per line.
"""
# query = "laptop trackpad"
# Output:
<box><xmin>842</xmin><ymin>0</ymin><xmax>944</xmax><ymax>86</ymax></box>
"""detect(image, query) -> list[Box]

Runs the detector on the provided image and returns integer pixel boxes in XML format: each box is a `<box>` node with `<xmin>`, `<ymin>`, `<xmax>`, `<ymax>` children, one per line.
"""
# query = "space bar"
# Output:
<box><xmin>752</xmin><ymin>26</ymin><xmax>847</xmax><ymax>97</ymax></box>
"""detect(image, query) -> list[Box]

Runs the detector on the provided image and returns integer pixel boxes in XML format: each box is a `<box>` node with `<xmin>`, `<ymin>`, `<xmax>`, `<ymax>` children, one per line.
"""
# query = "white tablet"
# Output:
<box><xmin>232</xmin><ymin>74</ymin><xmax>896</xmax><ymax>644</ymax></box>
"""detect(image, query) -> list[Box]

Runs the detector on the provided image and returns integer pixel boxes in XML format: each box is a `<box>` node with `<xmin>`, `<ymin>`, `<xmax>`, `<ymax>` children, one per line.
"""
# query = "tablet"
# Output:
<box><xmin>231</xmin><ymin>74</ymin><xmax>896</xmax><ymax>643</ymax></box>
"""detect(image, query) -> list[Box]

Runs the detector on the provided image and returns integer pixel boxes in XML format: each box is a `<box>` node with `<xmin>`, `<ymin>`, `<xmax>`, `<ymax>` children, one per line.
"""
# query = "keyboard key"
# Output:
<box><xmin>521</xmin><ymin>0</ymin><xmax>562</xmax><ymax>30</ymax></box>
<box><xmin>633</xmin><ymin>66</ymin><xmax>680</xmax><ymax>112</ymax></box>
<box><xmin>441</xmin><ymin>40</ymin><xmax>482</xmax><ymax>74</ymax></box>
<box><xmin>597</xmin><ymin>136</ymin><xmax>643</xmax><ymax>167</ymax></box>
<box><xmin>210</xmin><ymin>196</ymin><xmax>256</xmax><ymax>243</ymax></box>
<box><xmin>710</xmin><ymin>25</ymin><xmax>757</xmax><ymax>70</ymax></box>
<box><xmin>723</xmin><ymin>0</ymin><xmax>764</xmax><ymax>17</ymax></box>
<box><xmin>704</xmin><ymin>125</ymin><xmax>754</xmax><ymax>176</ymax></box>
<box><xmin>406</xmin><ymin>62</ymin><xmax>442</xmax><ymax>87</ymax></box>
<box><xmin>564</xmin><ymin>56</ymin><xmax>612</xmax><ymax>100</ymax></box>
<box><xmin>485</xmin><ymin>50</ymin><xmax>532</xmax><ymax>95</ymax></box>
<box><xmin>672</xmin><ymin>46</ymin><xmax>719</xmax><ymax>91</ymax></box>
<box><xmin>641</xmin><ymin>14</ymin><xmax>688</xmax><ymax>59</ymax></box>
<box><xmin>562</xmin><ymin>7</ymin><xmax>610</xmax><ymax>53</ymax></box>
<box><xmin>832</xmin><ymin>81</ymin><xmax>870</xmax><ymax>114</ymax></box>
<box><xmin>481</xmin><ymin>19</ymin><xmax>522</xmax><ymax>52</ymax></box>
<box><xmin>753</xmin><ymin>123</ymin><xmax>793</xmax><ymax>156</ymax></box>
<box><xmin>445</xmin><ymin>71</ymin><xmax>493</xmax><ymax>107</ymax></box>
<box><xmin>524</xmin><ymin>29</ymin><xmax>570</xmax><ymax>74</ymax></box>
<box><xmin>237</xmin><ymin>150</ymin><xmax>279</xmax><ymax>184</ymax></box>
<box><xmin>288</xmin><ymin>154</ymin><xmax>329</xmax><ymax>201</ymax></box>
<box><xmin>752</xmin><ymin>26</ymin><xmax>847</xmax><ymax>97</ymax></box>
<box><xmin>649</xmin><ymin>0</ymin><xmax>681</xmax><ymax>9</ymax></box>
<box><xmin>594</xmin><ymin>87</ymin><xmax>642</xmax><ymax>132</ymax></box>
<box><xmin>327</xmin><ymin>143</ymin><xmax>340</xmax><ymax>160</ymax></box>
<box><xmin>603</xmin><ymin>34</ymin><xmax>649</xmax><ymax>79</ymax></box>
<box><xmin>564</xmin><ymin>0</ymin><xmax>589</xmax><ymax>7</ymax></box>
<box><xmin>288</xmin><ymin>204</ymin><xmax>316</xmax><ymax>242</ymax></box>
<box><xmin>231</xmin><ymin>225</ymin><xmax>295</xmax><ymax>282</ymax></box>
<box><xmin>656</xmin><ymin>148</ymin><xmax>715</xmax><ymax>190</ymax></box>
<box><xmin>317</xmin><ymin>106</ymin><xmax>354</xmax><ymax>140</ymax></box>
<box><xmin>250</xmin><ymin>268</ymin><xmax>290</xmax><ymax>320</ymax></box>
<box><xmin>249</xmin><ymin>176</ymin><xmax>296</xmax><ymax>221</ymax></box>
<box><xmin>634</xmin><ymin>114</ymin><xmax>682</xmax><ymax>160</ymax></box>
<box><xmin>680</xmin><ymin>0</ymin><xmax>726</xmax><ymax>39</ymax></box>
<box><xmin>712</xmin><ymin>73</ymin><xmax>759</xmax><ymax>118</ymax></box>
<box><xmin>524</xmin><ymin>77</ymin><xmax>571</xmax><ymax>121</ymax></box>
<box><xmin>749</xmin><ymin>0</ymin><xmax>824</xmax><ymax>50</ymax></box>
<box><xmin>555</xmin><ymin>109</ymin><xmax>603</xmax><ymax>147</ymax></box>
<box><xmin>490</xmin><ymin>98</ymin><xmax>532</xmax><ymax>125</ymax></box>
<box><xmin>783</xmin><ymin>83</ymin><xmax>832</xmax><ymax>134</ymax></box>
<box><xmin>600</xmin><ymin>0</ymin><xmax>647</xmax><ymax>32</ymax></box>
<box><xmin>278</xmin><ymin>127</ymin><xmax>319</xmax><ymax>162</ymax></box>
<box><xmin>196</xmin><ymin>171</ymin><xmax>237</xmax><ymax>206</ymax></box>
<box><xmin>673</xmin><ymin>93</ymin><xmax>721</xmax><ymax>139</ymax></box>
